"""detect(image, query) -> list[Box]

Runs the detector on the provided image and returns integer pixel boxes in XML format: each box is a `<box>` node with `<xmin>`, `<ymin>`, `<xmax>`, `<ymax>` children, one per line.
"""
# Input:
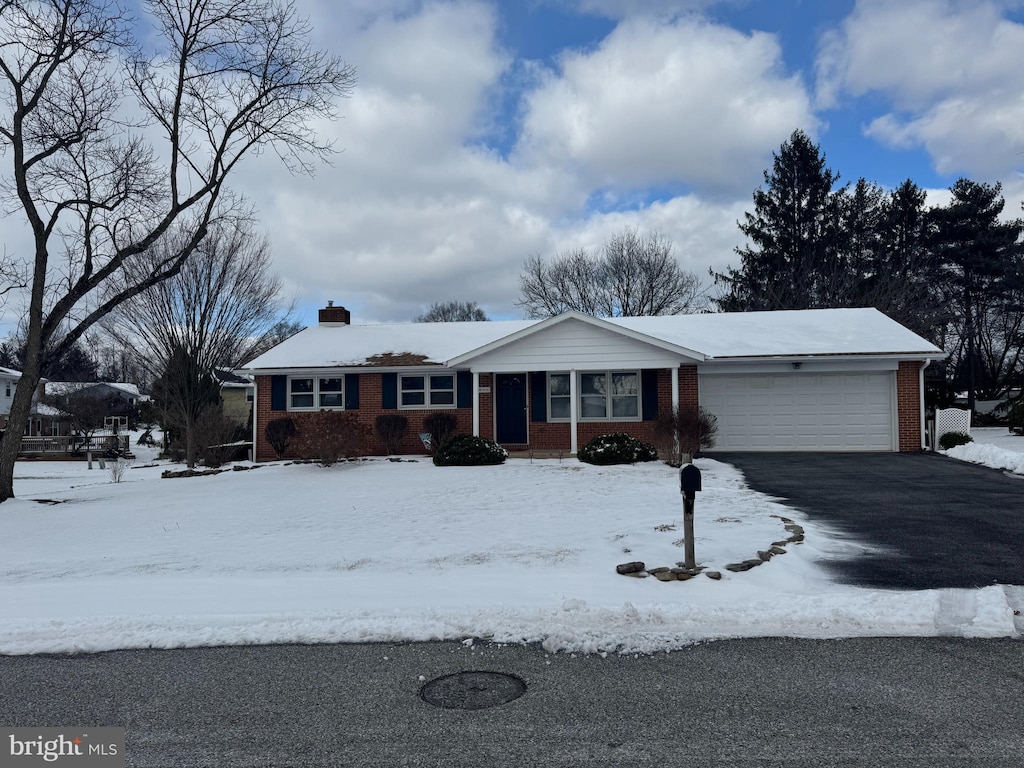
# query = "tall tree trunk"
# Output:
<box><xmin>185</xmin><ymin>411</ymin><xmax>197</xmax><ymax>468</ymax></box>
<box><xmin>0</xmin><ymin>373</ymin><xmax>41</xmax><ymax>501</ymax></box>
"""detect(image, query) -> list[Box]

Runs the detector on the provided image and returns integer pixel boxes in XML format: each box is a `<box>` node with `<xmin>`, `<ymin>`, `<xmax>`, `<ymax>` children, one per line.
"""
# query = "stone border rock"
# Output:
<box><xmin>615</xmin><ymin>514</ymin><xmax>806</xmax><ymax>581</ymax></box>
<box><xmin>161</xmin><ymin>464</ymin><xmax>263</xmax><ymax>479</ymax></box>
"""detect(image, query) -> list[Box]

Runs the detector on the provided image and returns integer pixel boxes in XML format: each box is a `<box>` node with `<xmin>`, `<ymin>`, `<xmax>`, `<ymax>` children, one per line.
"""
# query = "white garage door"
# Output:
<box><xmin>699</xmin><ymin>371</ymin><xmax>895</xmax><ymax>451</ymax></box>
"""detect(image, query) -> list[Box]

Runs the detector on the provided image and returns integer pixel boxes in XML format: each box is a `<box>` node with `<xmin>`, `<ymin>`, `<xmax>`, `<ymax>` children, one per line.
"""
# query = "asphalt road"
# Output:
<box><xmin>712</xmin><ymin>452</ymin><xmax>1024</xmax><ymax>590</ymax></box>
<box><xmin>2</xmin><ymin>638</ymin><xmax>1023</xmax><ymax>767</ymax></box>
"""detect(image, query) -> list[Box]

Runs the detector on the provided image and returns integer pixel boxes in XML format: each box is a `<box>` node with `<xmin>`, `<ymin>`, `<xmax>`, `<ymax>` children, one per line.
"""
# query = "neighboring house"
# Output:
<box><xmin>237</xmin><ymin>303</ymin><xmax>946</xmax><ymax>461</ymax></box>
<box><xmin>0</xmin><ymin>367</ymin><xmax>21</xmax><ymax>432</ymax></box>
<box><xmin>27</xmin><ymin>381</ymin><xmax>147</xmax><ymax>436</ymax></box>
<box><xmin>214</xmin><ymin>369</ymin><xmax>254</xmax><ymax>426</ymax></box>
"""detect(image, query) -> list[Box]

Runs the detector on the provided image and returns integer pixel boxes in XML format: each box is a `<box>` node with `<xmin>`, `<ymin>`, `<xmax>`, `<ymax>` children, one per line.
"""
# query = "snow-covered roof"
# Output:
<box><xmin>44</xmin><ymin>381</ymin><xmax>143</xmax><ymax>398</ymax></box>
<box><xmin>242</xmin><ymin>319</ymin><xmax>537</xmax><ymax>370</ymax></box>
<box><xmin>214</xmin><ymin>369</ymin><xmax>253</xmax><ymax>388</ymax></box>
<box><xmin>0</xmin><ymin>366</ymin><xmax>20</xmax><ymax>379</ymax></box>
<box><xmin>239</xmin><ymin>308</ymin><xmax>943</xmax><ymax>371</ymax></box>
<box><xmin>608</xmin><ymin>308</ymin><xmax>944</xmax><ymax>359</ymax></box>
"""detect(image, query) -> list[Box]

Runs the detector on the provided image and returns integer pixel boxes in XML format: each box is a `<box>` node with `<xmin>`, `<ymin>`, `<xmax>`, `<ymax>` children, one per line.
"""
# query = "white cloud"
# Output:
<box><xmin>515</xmin><ymin>16</ymin><xmax>816</xmax><ymax>196</ymax></box>
<box><xmin>222</xmin><ymin>5</ymin><xmax>775</xmax><ymax>323</ymax></box>
<box><xmin>0</xmin><ymin>1</ymin><xmax>769</xmax><ymax>332</ymax></box>
<box><xmin>570</xmin><ymin>0</ymin><xmax>725</xmax><ymax>18</ymax></box>
<box><xmin>817</xmin><ymin>0</ymin><xmax>1024</xmax><ymax>177</ymax></box>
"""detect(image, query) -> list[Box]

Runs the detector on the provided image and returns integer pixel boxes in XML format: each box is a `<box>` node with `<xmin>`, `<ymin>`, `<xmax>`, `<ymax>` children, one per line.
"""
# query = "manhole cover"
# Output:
<box><xmin>420</xmin><ymin>671</ymin><xmax>526</xmax><ymax>710</ymax></box>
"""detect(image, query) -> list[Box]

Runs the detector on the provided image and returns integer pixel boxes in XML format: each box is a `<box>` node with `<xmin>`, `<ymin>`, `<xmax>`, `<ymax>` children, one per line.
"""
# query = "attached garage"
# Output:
<box><xmin>699</xmin><ymin>370</ymin><xmax>896</xmax><ymax>451</ymax></box>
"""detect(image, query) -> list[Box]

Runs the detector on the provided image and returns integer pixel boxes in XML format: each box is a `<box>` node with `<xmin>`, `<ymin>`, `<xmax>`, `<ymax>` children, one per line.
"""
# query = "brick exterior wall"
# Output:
<box><xmin>257</xmin><ymin>363</ymin><xmax>924</xmax><ymax>456</ymax></box>
<box><xmin>255</xmin><ymin>367</ymin><xmax>700</xmax><ymax>460</ymax></box>
<box><xmin>896</xmin><ymin>360</ymin><xmax>924</xmax><ymax>452</ymax></box>
<box><xmin>679</xmin><ymin>365</ymin><xmax>699</xmax><ymax>412</ymax></box>
<box><xmin>256</xmin><ymin>373</ymin><xmax>485</xmax><ymax>460</ymax></box>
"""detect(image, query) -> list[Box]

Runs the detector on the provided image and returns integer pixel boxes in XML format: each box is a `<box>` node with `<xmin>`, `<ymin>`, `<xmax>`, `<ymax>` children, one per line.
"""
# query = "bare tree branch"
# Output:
<box><xmin>517</xmin><ymin>229</ymin><xmax>705</xmax><ymax>318</ymax></box>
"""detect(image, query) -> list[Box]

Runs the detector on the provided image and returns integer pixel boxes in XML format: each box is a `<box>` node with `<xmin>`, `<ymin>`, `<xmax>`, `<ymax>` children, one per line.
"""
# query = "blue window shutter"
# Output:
<box><xmin>641</xmin><ymin>370</ymin><xmax>659</xmax><ymax>421</ymax></box>
<box><xmin>530</xmin><ymin>372</ymin><xmax>547</xmax><ymax>422</ymax></box>
<box><xmin>382</xmin><ymin>373</ymin><xmax>398</xmax><ymax>409</ymax></box>
<box><xmin>271</xmin><ymin>376</ymin><xmax>286</xmax><ymax>411</ymax></box>
<box><xmin>456</xmin><ymin>371</ymin><xmax>472</xmax><ymax>408</ymax></box>
<box><xmin>345</xmin><ymin>374</ymin><xmax>359</xmax><ymax>410</ymax></box>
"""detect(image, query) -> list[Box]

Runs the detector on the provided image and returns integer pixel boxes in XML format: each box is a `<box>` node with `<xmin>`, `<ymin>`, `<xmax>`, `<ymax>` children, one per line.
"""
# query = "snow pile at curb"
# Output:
<box><xmin>943</xmin><ymin>442</ymin><xmax>1024</xmax><ymax>475</ymax></box>
<box><xmin>0</xmin><ymin>586</ymin><xmax>1015</xmax><ymax>656</ymax></box>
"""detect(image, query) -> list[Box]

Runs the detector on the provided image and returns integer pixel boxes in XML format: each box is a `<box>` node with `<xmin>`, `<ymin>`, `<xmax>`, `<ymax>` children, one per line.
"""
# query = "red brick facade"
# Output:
<box><xmin>896</xmin><ymin>360</ymin><xmax>924</xmax><ymax>452</ymax></box>
<box><xmin>254</xmin><ymin>366</ymin><xmax>701</xmax><ymax>460</ymax></box>
<box><xmin>255</xmin><ymin>362</ymin><xmax>923</xmax><ymax>458</ymax></box>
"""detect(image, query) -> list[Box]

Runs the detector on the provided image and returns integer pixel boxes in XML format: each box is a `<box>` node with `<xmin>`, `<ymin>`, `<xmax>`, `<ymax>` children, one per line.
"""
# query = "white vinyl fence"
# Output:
<box><xmin>932</xmin><ymin>407</ymin><xmax>971</xmax><ymax>449</ymax></box>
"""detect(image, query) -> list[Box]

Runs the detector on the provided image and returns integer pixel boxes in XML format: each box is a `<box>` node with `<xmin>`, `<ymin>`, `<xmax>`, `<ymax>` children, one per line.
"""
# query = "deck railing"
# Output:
<box><xmin>19</xmin><ymin>435</ymin><xmax>131</xmax><ymax>456</ymax></box>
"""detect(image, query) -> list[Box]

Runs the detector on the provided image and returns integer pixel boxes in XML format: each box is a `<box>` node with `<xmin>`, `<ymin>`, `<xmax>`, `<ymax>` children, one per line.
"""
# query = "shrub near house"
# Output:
<box><xmin>434</xmin><ymin>434</ymin><xmax>507</xmax><ymax>466</ymax></box>
<box><xmin>578</xmin><ymin>434</ymin><xmax>658</xmax><ymax>465</ymax></box>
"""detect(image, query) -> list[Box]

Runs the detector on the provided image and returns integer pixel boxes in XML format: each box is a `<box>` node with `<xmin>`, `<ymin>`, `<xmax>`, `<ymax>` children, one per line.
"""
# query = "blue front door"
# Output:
<box><xmin>495</xmin><ymin>374</ymin><xmax>528</xmax><ymax>444</ymax></box>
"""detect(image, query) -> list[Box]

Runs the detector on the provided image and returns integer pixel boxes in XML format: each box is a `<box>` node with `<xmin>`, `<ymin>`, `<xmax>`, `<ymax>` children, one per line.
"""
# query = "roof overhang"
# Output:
<box><xmin>703</xmin><ymin>351</ymin><xmax>946</xmax><ymax>363</ymax></box>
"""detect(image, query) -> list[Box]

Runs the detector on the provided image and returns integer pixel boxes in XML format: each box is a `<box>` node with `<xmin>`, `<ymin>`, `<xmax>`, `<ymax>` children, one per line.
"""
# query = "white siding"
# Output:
<box><xmin>467</xmin><ymin>317</ymin><xmax>692</xmax><ymax>372</ymax></box>
<box><xmin>699</xmin><ymin>371</ymin><xmax>895</xmax><ymax>451</ymax></box>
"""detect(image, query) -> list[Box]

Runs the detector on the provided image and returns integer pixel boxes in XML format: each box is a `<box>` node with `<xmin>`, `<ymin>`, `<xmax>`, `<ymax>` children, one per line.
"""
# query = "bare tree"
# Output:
<box><xmin>414</xmin><ymin>301</ymin><xmax>488</xmax><ymax>322</ymax></box>
<box><xmin>518</xmin><ymin>229</ymin><xmax>705</xmax><ymax>318</ymax></box>
<box><xmin>104</xmin><ymin>220</ymin><xmax>292</xmax><ymax>466</ymax></box>
<box><xmin>0</xmin><ymin>0</ymin><xmax>354</xmax><ymax>499</ymax></box>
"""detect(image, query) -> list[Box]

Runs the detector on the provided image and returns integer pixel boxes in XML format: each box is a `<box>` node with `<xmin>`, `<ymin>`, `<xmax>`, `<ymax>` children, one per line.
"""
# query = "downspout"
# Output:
<box><xmin>569</xmin><ymin>369</ymin><xmax>578</xmax><ymax>454</ymax></box>
<box><xmin>251</xmin><ymin>378</ymin><xmax>258</xmax><ymax>462</ymax></box>
<box><xmin>920</xmin><ymin>359</ymin><xmax>931</xmax><ymax>451</ymax></box>
<box><xmin>472</xmin><ymin>371</ymin><xmax>480</xmax><ymax>437</ymax></box>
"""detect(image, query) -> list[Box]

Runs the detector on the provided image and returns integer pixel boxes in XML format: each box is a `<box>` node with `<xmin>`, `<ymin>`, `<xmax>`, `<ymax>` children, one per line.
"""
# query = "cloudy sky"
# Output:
<box><xmin>9</xmin><ymin>0</ymin><xmax>1024</xmax><ymax>328</ymax></box>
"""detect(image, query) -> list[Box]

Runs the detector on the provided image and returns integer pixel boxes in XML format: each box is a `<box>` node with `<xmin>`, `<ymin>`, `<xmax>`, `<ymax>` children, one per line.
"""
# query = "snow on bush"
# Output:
<box><xmin>433</xmin><ymin>434</ymin><xmax>507</xmax><ymax>466</ymax></box>
<box><xmin>578</xmin><ymin>433</ymin><xmax>658</xmax><ymax>465</ymax></box>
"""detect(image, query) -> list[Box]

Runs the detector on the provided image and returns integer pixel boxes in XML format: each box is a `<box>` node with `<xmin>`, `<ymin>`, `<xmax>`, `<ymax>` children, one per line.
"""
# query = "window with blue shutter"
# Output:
<box><xmin>529</xmin><ymin>372</ymin><xmax>547</xmax><ymax>422</ymax></box>
<box><xmin>345</xmin><ymin>374</ymin><xmax>359</xmax><ymax>410</ymax></box>
<box><xmin>641</xmin><ymin>370</ymin><xmax>659</xmax><ymax>421</ymax></box>
<box><xmin>270</xmin><ymin>376</ymin><xmax>286</xmax><ymax>411</ymax></box>
<box><xmin>382</xmin><ymin>373</ymin><xmax>398</xmax><ymax>409</ymax></box>
<box><xmin>456</xmin><ymin>371</ymin><xmax>472</xmax><ymax>408</ymax></box>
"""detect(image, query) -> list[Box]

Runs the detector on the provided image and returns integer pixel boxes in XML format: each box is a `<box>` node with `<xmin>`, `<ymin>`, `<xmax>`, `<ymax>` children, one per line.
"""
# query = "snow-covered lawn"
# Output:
<box><xmin>0</xmin><ymin>447</ymin><xmax>1018</xmax><ymax>655</ymax></box>
<box><xmin>941</xmin><ymin>427</ymin><xmax>1024</xmax><ymax>475</ymax></box>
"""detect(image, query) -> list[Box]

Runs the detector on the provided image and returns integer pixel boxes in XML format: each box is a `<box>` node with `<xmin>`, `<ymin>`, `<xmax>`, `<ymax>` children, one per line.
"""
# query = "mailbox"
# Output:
<box><xmin>680</xmin><ymin>464</ymin><xmax>702</xmax><ymax>496</ymax></box>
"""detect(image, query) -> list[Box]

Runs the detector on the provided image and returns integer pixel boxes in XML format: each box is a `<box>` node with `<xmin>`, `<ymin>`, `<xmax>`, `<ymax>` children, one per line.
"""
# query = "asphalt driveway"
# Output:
<box><xmin>711</xmin><ymin>452</ymin><xmax>1024</xmax><ymax>590</ymax></box>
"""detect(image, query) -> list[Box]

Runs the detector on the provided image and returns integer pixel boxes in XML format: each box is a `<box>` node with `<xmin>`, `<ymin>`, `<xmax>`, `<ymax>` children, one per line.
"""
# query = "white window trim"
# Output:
<box><xmin>287</xmin><ymin>375</ymin><xmax>345</xmax><ymax>412</ymax></box>
<box><xmin>548</xmin><ymin>370</ymin><xmax>642</xmax><ymax>423</ymax></box>
<box><xmin>547</xmin><ymin>372</ymin><xmax>572</xmax><ymax>423</ymax></box>
<box><xmin>399</xmin><ymin>372</ymin><xmax>457</xmax><ymax>410</ymax></box>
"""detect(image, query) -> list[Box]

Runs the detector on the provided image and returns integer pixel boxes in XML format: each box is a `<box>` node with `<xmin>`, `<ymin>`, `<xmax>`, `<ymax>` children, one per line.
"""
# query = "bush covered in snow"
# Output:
<box><xmin>577</xmin><ymin>433</ymin><xmax>658</xmax><ymax>465</ymax></box>
<box><xmin>939</xmin><ymin>431</ymin><xmax>973</xmax><ymax>450</ymax></box>
<box><xmin>433</xmin><ymin>434</ymin><xmax>507</xmax><ymax>466</ymax></box>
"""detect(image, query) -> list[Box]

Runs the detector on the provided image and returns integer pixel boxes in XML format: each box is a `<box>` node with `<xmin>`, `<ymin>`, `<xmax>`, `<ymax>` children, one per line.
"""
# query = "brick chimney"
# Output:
<box><xmin>318</xmin><ymin>300</ymin><xmax>351</xmax><ymax>325</ymax></box>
